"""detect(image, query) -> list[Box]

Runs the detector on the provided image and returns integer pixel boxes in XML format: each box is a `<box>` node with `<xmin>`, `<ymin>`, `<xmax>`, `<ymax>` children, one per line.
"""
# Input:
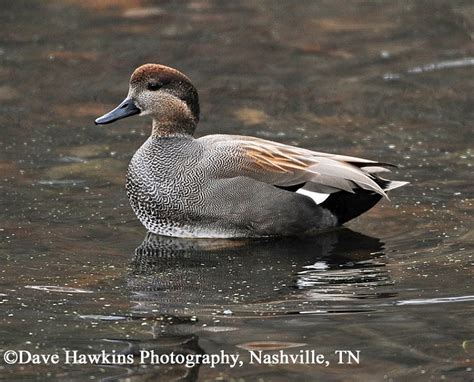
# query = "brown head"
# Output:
<box><xmin>95</xmin><ymin>64</ymin><xmax>200</xmax><ymax>135</ymax></box>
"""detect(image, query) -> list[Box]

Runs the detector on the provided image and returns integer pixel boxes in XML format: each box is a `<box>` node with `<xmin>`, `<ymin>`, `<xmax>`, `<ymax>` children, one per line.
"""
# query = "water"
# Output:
<box><xmin>1</xmin><ymin>0</ymin><xmax>473</xmax><ymax>380</ymax></box>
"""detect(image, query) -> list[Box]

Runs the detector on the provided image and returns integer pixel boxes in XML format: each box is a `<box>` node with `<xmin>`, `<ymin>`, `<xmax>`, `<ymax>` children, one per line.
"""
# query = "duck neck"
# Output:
<box><xmin>151</xmin><ymin>118</ymin><xmax>197</xmax><ymax>137</ymax></box>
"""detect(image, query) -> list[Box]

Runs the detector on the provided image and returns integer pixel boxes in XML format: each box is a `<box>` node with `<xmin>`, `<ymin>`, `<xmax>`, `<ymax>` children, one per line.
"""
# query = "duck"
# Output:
<box><xmin>95</xmin><ymin>64</ymin><xmax>408</xmax><ymax>238</ymax></box>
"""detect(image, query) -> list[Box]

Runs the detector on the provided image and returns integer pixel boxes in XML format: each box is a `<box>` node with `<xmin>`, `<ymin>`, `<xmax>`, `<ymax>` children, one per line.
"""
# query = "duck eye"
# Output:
<box><xmin>147</xmin><ymin>82</ymin><xmax>161</xmax><ymax>91</ymax></box>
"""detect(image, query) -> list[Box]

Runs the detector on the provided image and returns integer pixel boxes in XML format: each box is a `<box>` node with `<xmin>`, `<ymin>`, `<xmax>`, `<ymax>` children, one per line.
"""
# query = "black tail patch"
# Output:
<box><xmin>319</xmin><ymin>189</ymin><xmax>382</xmax><ymax>225</ymax></box>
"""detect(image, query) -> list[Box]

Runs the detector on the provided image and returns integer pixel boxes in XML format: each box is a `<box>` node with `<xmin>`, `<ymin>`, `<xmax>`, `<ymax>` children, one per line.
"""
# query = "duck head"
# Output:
<box><xmin>95</xmin><ymin>64</ymin><xmax>200</xmax><ymax>135</ymax></box>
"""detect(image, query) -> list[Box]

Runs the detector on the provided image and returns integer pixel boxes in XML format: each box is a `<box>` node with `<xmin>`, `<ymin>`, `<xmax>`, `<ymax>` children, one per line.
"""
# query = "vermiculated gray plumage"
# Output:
<box><xmin>126</xmin><ymin>136</ymin><xmax>338</xmax><ymax>237</ymax></box>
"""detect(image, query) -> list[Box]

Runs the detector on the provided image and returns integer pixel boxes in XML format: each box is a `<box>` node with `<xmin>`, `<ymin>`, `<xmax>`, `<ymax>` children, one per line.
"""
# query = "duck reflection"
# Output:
<box><xmin>111</xmin><ymin>229</ymin><xmax>390</xmax><ymax>381</ymax></box>
<box><xmin>128</xmin><ymin>228</ymin><xmax>390</xmax><ymax>316</ymax></box>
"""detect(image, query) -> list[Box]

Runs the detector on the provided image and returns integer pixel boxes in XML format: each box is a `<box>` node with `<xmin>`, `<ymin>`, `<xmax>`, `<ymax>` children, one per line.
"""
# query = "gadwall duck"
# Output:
<box><xmin>95</xmin><ymin>64</ymin><xmax>407</xmax><ymax>238</ymax></box>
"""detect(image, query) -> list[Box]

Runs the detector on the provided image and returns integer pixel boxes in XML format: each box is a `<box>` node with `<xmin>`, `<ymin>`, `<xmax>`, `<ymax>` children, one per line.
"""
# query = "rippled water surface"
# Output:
<box><xmin>1</xmin><ymin>1</ymin><xmax>473</xmax><ymax>380</ymax></box>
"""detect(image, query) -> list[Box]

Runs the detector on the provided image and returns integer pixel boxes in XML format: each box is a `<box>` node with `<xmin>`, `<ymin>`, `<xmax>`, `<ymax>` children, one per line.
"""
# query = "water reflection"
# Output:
<box><xmin>111</xmin><ymin>230</ymin><xmax>392</xmax><ymax>380</ymax></box>
<box><xmin>128</xmin><ymin>229</ymin><xmax>390</xmax><ymax>316</ymax></box>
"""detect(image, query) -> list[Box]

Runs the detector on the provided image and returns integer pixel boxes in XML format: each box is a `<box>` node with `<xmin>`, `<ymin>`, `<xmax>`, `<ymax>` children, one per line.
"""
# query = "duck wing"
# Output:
<box><xmin>198</xmin><ymin>135</ymin><xmax>402</xmax><ymax>198</ymax></box>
